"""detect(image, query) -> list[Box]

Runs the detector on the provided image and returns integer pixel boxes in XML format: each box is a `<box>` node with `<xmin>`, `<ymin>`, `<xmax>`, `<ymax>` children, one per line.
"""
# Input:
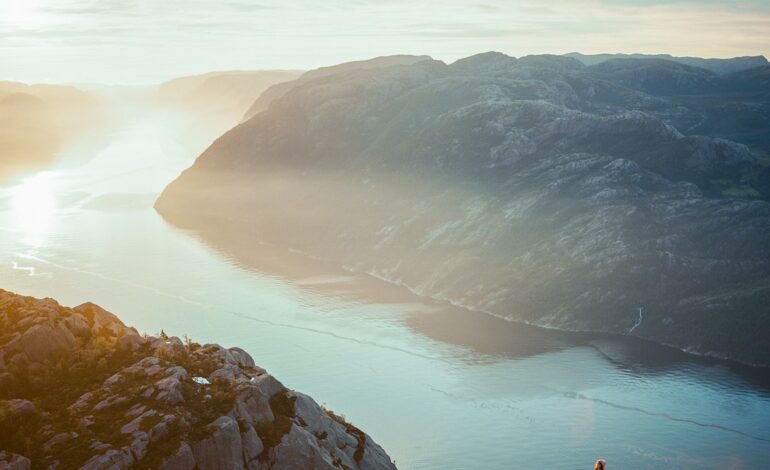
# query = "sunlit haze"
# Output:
<box><xmin>2</xmin><ymin>0</ymin><xmax>770</xmax><ymax>84</ymax></box>
<box><xmin>2</xmin><ymin>1</ymin><xmax>770</xmax><ymax>469</ymax></box>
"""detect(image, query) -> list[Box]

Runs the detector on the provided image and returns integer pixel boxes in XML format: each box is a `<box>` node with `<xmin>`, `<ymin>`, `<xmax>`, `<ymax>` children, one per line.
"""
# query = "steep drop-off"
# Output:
<box><xmin>0</xmin><ymin>289</ymin><xmax>396</xmax><ymax>470</ymax></box>
<box><xmin>156</xmin><ymin>52</ymin><xmax>770</xmax><ymax>366</ymax></box>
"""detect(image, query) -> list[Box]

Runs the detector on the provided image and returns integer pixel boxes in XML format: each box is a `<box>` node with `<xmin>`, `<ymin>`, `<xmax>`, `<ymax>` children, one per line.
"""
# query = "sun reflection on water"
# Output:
<box><xmin>9</xmin><ymin>171</ymin><xmax>59</xmax><ymax>246</ymax></box>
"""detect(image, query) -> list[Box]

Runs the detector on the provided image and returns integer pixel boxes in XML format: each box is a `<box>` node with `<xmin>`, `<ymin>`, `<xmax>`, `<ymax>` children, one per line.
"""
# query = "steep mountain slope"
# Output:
<box><xmin>156</xmin><ymin>53</ymin><xmax>770</xmax><ymax>366</ymax></box>
<box><xmin>0</xmin><ymin>289</ymin><xmax>396</xmax><ymax>470</ymax></box>
<box><xmin>157</xmin><ymin>70</ymin><xmax>303</xmax><ymax>136</ymax></box>
<box><xmin>241</xmin><ymin>55</ymin><xmax>432</xmax><ymax>120</ymax></box>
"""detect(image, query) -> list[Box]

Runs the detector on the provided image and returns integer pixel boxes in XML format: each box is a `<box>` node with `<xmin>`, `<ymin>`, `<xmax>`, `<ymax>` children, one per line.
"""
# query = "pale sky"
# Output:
<box><xmin>1</xmin><ymin>0</ymin><xmax>769</xmax><ymax>85</ymax></box>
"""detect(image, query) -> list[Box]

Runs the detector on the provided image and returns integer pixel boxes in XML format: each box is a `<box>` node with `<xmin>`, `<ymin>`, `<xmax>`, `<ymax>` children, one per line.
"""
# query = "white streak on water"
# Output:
<box><xmin>12</xmin><ymin>252</ymin><xmax>446</xmax><ymax>363</ymax></box>
<box><xmin>630</xmin><ymin>306</ymin><xmax>643</xmax><ymax>334</ymax></box>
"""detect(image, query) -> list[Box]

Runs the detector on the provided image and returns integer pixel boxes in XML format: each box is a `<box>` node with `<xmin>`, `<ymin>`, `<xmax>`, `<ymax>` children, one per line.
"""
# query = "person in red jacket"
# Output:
<box><xmin>594</xmin><ymin>459</ymin><xmax>607</xmax><ymax>470</ymax></box>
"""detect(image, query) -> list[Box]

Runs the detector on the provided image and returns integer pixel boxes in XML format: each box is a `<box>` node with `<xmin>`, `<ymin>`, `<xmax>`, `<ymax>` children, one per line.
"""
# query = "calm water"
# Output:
<box><xmin>1</xmin><ymin>107</ymin><xmax>769</xmax><ymax>470</ymax></box>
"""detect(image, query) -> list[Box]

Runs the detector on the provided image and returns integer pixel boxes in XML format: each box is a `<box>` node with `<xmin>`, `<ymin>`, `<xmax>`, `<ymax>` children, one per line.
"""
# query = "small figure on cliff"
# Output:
<box><xmin>594</xmin><ymin>459</ymin><xmax>607</xmax><ymax>470</ymax></box>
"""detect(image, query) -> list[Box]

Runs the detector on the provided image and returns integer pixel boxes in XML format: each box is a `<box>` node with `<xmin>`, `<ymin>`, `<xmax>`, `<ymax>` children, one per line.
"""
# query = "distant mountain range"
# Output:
<box><xmin>157</xmin><ymin>70</ymin><xmax>303</xmax><ymax>137</ymax></box>
<box><xmin>0</xmin><ymin>82</ymin><xmax>103</xmax><ymax>181</ymax></box>
<box><xmin>565</xmin><ymin>52</ymin><xmax>769</xmax><ymax>75</ymax></box>
<box><xmin>156</xmin><ymin>52</ymin><xmax>770</xmax><ymax>366</ymax></box>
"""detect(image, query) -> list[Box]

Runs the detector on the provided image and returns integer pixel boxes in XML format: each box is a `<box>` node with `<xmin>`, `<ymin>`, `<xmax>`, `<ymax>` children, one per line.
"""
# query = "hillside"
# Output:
<box><xmin>156</xmin><ymin>52</ymin><xmax>770</xmax><ymax>366</ymax></box>
<box><xmin>0</xmin><ymin>289</ymin><xmax>396</xmax><ymax>469</ymax></box>
<box><xmin>566</xmin><ymin>52</ymin><xmax>769</xmax><ymax>75</ymax></box>
<box><xmin>241</xmin><ymin>55</ymin><xmax>432</xmax><ymax>120</ymax></box>
<box><xmin>0</xmin><ymin>82</ymin><xmax>103</xmax><ymax>181</ymax></box>
<box><xmin>157</xmin><ymin>70</ymin><xmax>303</xmax><ymax>134</ymax></box>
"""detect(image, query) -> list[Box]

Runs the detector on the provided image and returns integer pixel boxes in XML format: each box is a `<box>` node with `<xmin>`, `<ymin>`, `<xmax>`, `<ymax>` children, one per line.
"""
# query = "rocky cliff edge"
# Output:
<box><xmin>0</xmin><ymin>289</ymin><xmax>396</xmax><ymax>470</ymax></box>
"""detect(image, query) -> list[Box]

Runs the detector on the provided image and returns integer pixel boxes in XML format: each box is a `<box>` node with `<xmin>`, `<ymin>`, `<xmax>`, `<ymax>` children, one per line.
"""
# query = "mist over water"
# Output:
<box><xmin>1</xmin><ymin>103</ymin><xmax>769</xmax><ymax>469</ymax></box>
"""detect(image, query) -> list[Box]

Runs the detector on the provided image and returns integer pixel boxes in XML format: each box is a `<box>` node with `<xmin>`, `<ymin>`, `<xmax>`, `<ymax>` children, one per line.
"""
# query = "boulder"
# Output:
<box><xmin>233</xmin><ymin>387</ymin><xmax>274</xmax><ymax>424</ymax></box>
<box><xmin>5</xmin><ymin>399</ymin><xmax>36</xmax><ymax>416</ymax></box>
<box><xmin>15</xmin><ymin>323</ymin><xmax>76</xmax><ymax>363</ymax></box>
<box><xmin>80</xmin><ymin>448</ymin><xmax>134</xmax><ymax>470</ymax></box>
<box><xmin>269</xmin><ymin>425</ymin><xmax>338</xmax><ymax>470</ymax></box>
<box><xmin>62</xmin><ymin>313</ymin><xmax>91</xmax><ymax>338</ymax></box>
<box><xmin>240</xmin><ymin>424</ymin><xmax>264</xmax><ymax>463</ymax></box>
<box><xmin>155</xmin><ymin>375</ymin><xmax>184</xmax><ymax>404</ymax></box>
<box><xmin>0</xmin><ymin>452</ymin><xmax>31</xmax><ymax>470</ymax></box>
<box><xmin>190</xmin><ymin>416</ymin><xmax>244</xmax><ymax>470</ymax></box>
<box><xmin>159</xmin><ymin>442</ymin><xmax>196</xmax><ymax>470</ymax></box>
<box><xmin>228</xmin><ymin>347</ymin><xmax>256</xmax><ymax>368</ymax></box>
<box><xmin>129</xmin><ymin>431</ymin><xmax>150</xmax><ymax>460</ymax></box>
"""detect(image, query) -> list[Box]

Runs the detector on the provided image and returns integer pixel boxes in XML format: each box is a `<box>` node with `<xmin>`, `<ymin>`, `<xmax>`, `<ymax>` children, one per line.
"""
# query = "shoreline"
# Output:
<box><xmin>171</xmin><ymin>222</ymin><xmax>770</xmax><ymax>373</ymax></box>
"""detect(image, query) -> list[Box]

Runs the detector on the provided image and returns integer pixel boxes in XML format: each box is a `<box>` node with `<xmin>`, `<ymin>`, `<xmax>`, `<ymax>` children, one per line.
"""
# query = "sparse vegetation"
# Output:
<box><xmin>255</xmin><ymin>390</ymin><xmax>297</xmax><ymax>461</ymax></box>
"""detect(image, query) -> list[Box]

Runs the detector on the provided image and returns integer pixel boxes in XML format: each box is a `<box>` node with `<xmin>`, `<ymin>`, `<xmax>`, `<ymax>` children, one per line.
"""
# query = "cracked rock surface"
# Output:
<box><xmin>0</xmin><ymin>289</ymin><xmax>396</xmax><ymax>469</ymax></box>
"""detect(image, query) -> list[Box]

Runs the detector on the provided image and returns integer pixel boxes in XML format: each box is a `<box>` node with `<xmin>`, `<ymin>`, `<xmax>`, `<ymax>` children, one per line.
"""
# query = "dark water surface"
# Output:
<box><xmin>1</xmin><ymin>109</ymin><xmax>769</xmax><ymax>469</ymax></box>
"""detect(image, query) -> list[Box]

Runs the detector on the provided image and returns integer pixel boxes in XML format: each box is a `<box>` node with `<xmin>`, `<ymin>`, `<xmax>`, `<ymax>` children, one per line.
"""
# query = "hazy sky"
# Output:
<box><xmin>1</xmin><ymin>0</ymin><xmax>769</xmax><ymax>84</ymax></box>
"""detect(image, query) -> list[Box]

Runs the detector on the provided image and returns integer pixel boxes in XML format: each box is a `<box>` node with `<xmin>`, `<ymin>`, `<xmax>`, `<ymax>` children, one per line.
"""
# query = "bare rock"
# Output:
<box><xmin>43</xmin><ymin>432</ymin><xmax>77</xmax><ymax>452</ymax></box>
<box><xmin>121</xmin><ymin>409</ymin><xmax>157</xmax><ymax>434</ymax></box>
<box><xmin>62</xmin><ymin>313</ymin><xmax>91</xmax><ymax>338</ymax></box>
<box><xmin>75</xmin><ymin>302</ymin><xmax>128</xmax><ymax>338</ymax></box>
<box><xmin>250</xmin><ymin>374</ymin><xmax>284</xmax><ymax>398</ymax></box>
<box><xmin>5</xmin><ymin>399</ymin><xmax>36</xmax><ymax>416</ymax></box>
<box><xmin>80</xmin><ymin>448</ymin><xmax>134</xmax><ymax>470</ymax></box>
<box><xmin>269</xmin><ymin>424</ymin><xmax>338</xmax><ymax>470</ymax></box>
<box><xmin>129</xmin><ymin>431</ymin><xmax>150</xmax><ymax>460</ymax></box>
<box><xmin>190</xmin><ymin>416</ymin><xmax>244</xmax><ymax>470</ymax></box>
<box><xmin>93</xmin><ymin>395</ymin><xmax>130</xmax><ymax>412</ymax></box>
<box><xmin>69</xmin><ymin>392</ymin><xmax>93</xmax><ymax>412</ymax></box>
<box><xmin>233</xmin><ymin>387</ymin><xmax>274</xmax><ymax>424</ymax></box>
<box><xmin>228</xmin><ymin>347</ymin><xmax>256</xmax><ymax>368</ymax></box>
<box><xmin>116</xmin><ymin>333</ymin><xmax>145</xmax><ymax>352</ymax></box>
<box><xmin>155</xmin><ymin>376</ymin><xmax>184</xmax><ymax>404</ymax></box>
<box><xmin>102</xmin><ymin>372</ymin><xmax>123</xmax><ymax>388</ymax></box>
<box><xmin>0</xmin><ymin>451</ymin><xmax>31</xmax><ymax>470</ymax></box>
<box><xmin>240</xmin><ymin>424</ymin><xmax>264</xmax><ymax>463</ymax></box>
<box><xmin>149</xmin><ymin>414</ymin><xmax>177</xmax><ymax>443</ymax></box>
<box><xmin>159</xmin><ymin>442</ymin><xmax>196</xmax><ymax>470</ymax></box>
<box><xmin>16</xmin><ymin>323</ymin><xmax>76</xmax><ymax>364</ymax></box>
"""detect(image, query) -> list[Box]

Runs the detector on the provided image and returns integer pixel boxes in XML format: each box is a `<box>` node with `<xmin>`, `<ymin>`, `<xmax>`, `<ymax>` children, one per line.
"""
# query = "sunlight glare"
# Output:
<box><xmin>9</xmin><ymin>171</ymin><xmax>58</xmax><ymax>246</ymax></box>
<box><xmin>0</xmin><ymin>0</ymin><xmax>46</xmax><ymax>27</ymax></box>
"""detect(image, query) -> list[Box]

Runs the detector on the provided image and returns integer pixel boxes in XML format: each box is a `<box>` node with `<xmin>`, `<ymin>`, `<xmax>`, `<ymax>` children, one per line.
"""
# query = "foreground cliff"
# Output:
<box><xmin>0</xmin><ymin>289</ymin><xmax>396</xmax><ymax>470</ymax></box>
<box><xmin>156</xmin><ymin>52</ymin><xmax>770</xmax><ymax>366</ymax></box>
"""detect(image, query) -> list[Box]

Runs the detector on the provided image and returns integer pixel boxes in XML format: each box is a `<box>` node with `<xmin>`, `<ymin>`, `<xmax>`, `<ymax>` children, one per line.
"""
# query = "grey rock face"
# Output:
<box><xmin>228</xmin><ymin>347</ymin><xmax>256</xmax><ymax>368</ymax></box>
<box><xmin>159</xmin><ymin>442</ymin><xmax>196</xmax><ymax>470</ymax></box>
<box><xmin>240</xmin><ymin>425</ymin><xmax>264</xmax><ymax>463</ymax></box>
<box><xmin>190</xmin><ymin>416</ymin><xmax>244</xmax><ymax>470</ymax></box>
<box><xmin>156</xmin><ymin>52</ymin><xmax>770</xmax><ymax>365</ymax></box>
<box><xmin>80</xmin><ymin>448</ymin><xmax>134</xmax><ymax>470</ymax></box>
<box><xmin>1</xmin><ymin>290</ymin><xmax>397</xmax><ymax>469</ymax></box>
<box><xmin>0</xmin><ymin>452</ymin><xmax>31</xmax><ymax>470</ymax></box>
<box><xmin>270</xmin><ymin>425</ymin><xmax>339</xmax><ymax>470</ymax></box>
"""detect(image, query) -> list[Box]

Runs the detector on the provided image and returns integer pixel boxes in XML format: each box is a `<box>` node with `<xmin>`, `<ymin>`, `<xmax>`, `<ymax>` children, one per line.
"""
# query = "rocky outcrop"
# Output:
<box><xmin>0</xmin><ymin>289</ymin><xmax>396</xmax><ymax>469</ymax></box>
<box><xmin>156</xmin><ymin>52</ymin><xmax>770</xmax><ymax>366</ymax></box>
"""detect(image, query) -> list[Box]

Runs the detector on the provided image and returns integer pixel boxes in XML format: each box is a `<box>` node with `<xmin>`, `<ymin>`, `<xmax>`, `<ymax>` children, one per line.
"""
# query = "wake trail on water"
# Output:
<box><xmin>12</xmin><ymin>253</ymin><xmax>446</xmax><ymax>364</ymax></box>
<box><xmin>562</xmin><ymin>390</ymin><xmax>770</xmax><ymax>443</ymax></box>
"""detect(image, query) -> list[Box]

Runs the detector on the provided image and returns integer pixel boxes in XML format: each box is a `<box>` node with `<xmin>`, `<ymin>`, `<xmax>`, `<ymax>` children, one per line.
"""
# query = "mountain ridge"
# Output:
<box><xmin>156</xmin><ymin>52</ymin><xmax>770</xmax><ymax>366</ymax></box>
